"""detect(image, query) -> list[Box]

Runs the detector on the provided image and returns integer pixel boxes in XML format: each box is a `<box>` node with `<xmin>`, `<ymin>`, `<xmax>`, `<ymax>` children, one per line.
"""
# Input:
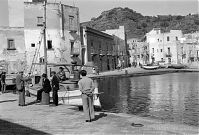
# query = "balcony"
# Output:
<box><xmin>165</xmin><ymin>52</ymin><xmax>172</xmax><ymax>57</ymax></box>
<box><xmin>70</xmin><ymin>48</ymin><xmax>80</xmax><ymax>56</ymax></box>
<box><xmin>107</xmin><ymin>50</ymin><xmax>112</xmax><ymax>56</ymax></box>
<box><xmin>99</xmin><ymin>49</ymin><xmax>105</xmax><ymax>56</ymax></box>
<box><xmin>91</xmin><ymin>48</ymin><xmax>98</xmax><ymax>55</ymax></box>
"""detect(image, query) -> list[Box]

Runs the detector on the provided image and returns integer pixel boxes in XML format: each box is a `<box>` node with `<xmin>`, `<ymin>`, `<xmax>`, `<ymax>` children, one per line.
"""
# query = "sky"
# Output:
<box><xmin>49</xmin><ymin>0</ymin><xmax>199</xmax><ymax>22</ymax></box>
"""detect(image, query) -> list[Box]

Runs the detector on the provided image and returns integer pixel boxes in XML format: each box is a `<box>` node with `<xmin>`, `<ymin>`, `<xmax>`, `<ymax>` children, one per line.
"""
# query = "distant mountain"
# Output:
<box><xmin>81</xmin><ymin>7</ymin><xmax>199</xmax><ymax>39</ymax></box>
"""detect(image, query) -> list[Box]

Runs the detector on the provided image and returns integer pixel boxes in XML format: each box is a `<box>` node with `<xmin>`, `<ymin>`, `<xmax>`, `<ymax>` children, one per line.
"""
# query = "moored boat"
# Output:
<box><xmin>141</xmin><ymin>65</ymin><xmax>160</xmax><ymax>70</ymax></box>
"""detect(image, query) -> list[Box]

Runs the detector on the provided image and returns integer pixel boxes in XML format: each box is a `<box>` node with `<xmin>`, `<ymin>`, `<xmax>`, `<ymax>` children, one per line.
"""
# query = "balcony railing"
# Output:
<box><xmin>70</xmin><ymin>48</ymin><xmax>80</xmax><ymax>56</ymax></box>
<box><xmin>107</xmin><ymin>50</ymin><xmax>112</xmax><ymax>56</ymax></box>
<box><xmin>91</xmin><ymin>48</ymin><xmax>98</xmax><ymax>55</ymax></box>
<box><xmin>165</xmin><ymin>52</ymin><xmax>172</xmax><ymax>57</ymax></box>
<box><xmin>99</xmin><ymin>49</ymin><xmax>106</xmax><ymax>56</ymax></box>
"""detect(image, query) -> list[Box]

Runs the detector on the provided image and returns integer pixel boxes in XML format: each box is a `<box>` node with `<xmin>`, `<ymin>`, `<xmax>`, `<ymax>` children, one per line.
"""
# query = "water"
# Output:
<box><xmin>97</xmin><ymin>72</ymin><xmax>199</xmax><ymax>126</ymax></box>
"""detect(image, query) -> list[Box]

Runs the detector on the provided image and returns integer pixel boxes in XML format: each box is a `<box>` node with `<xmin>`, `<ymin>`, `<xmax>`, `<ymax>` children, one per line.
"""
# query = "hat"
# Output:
<box><xmin>51</xmin><ymin>71</ymin><xmax>56</xmax><ymax>74</ymax></box>
<box><xmin>42</xmin><ymin>73</ymin><xmax>47</xmax><ymax>78</ymax></box>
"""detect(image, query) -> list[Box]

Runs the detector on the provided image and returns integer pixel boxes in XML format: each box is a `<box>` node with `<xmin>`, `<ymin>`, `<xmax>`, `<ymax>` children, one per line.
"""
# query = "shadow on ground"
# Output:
<box><xmin>92</xmin><ymin>113</ymin><xmax>107</xmax><ymax>121</ymax></box>
<box><xmin>0</xmin><ymin>119</ymin><xmax>50</xmax><ymax>135</ymax></box>
<box><xmin>0</xmin><ymin>100</ymin><xmax>17</xmax><ymax>103</ymax></box>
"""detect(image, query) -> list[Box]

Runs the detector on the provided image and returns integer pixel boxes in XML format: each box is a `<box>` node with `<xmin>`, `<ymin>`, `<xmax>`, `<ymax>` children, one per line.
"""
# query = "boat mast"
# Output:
<box><xmin>43</xmin><ymin>0</ymin><xmax>47</xmax><ymax>75</ymax></box>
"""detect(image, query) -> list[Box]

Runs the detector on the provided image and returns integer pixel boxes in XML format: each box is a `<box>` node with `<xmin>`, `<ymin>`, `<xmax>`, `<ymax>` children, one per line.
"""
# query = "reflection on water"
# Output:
<box><xmin>97</xmin><ymin>73</ymin><xmax>199</xmax><ymax>126</ymax></box>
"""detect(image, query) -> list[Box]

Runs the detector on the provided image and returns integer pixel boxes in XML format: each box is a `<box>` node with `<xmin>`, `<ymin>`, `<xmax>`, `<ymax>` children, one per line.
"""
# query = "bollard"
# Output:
<box><xmin>41</xmin><ymin>91</ymin><xmax>50</xmax><ymax>105</ymax></box>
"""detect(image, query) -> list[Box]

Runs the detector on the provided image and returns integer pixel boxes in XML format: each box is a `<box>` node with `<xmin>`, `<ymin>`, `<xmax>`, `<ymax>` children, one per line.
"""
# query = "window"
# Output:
<box><xmin>7</xmin><ymin>39</ymin><xmax>15</xmax><ymax>50</ymax></box>
<box><xmin>47</xmin><ymin>40</ymin><xmax>53</xmax><ymax>49</ymax></box>
<box><xmin>176</xmin><ymin>36</ymin><xmax>178</xmax><ymax>41</ymax></box>
<box><xmin>71</xmin><ymin>41</ymin><xmax>74</xmax><ymax>51</ymax></box>
<box><xmin>160</xmin><ymin>49</ymin><xmax>163</xmax><ymax>52</ymax></box>
<box><xmin>91</xmin><ymin>40</ymin><xmax>93</xmax><ymax>47</ymax></box>
<box><xmin>37</xmin><ymin>17</ymin><xmax>43</xmax><ymax>26</ymax></box>
<box><xmin>69</xmin><ymin>16</ymin><xmax>74</xmax><ymax>28</ymax></box>
<box><xmin>167</xmin><ymin>36</ymin><xmax>170</xmax><ymax>41</ymax></box>
<box><xmin>31</xmin><ymin>43</ymin><xmax>35</xmax><ymax>47</ymax></box>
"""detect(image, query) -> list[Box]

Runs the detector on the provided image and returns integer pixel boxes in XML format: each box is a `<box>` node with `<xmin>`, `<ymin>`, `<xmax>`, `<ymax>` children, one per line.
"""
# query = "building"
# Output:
<box><xmin>146</xmin><ymin>28</ymin><xmax>183</xmax><ymax>64</ymax></box>
<box><xmin>0</xmin><ymin>0</ymin><xmax>26</xmax><ymax>74</ymax></box>
<box><xmin>177</xmin><ymin>32</ymin><xmax>199</xmax><ymax>68</ymax></box>
<box><xmin>24</xmin><ymin>1</ymin><xmax>81</xmax><ymax>75</ymax></box>
<box><xmin>80</xmin><ymin>26</ymin><xmax>117</xmax><ymax>72</ymax></box>
<box><xmin>103</xmin><ymin>26</ymin><xmax>129</xmax><ymax>68</ymax></box>
<box><xmin>127</xmin><ymin>38</ymin><xmax>149</xmax><ymax>66</ymax></box>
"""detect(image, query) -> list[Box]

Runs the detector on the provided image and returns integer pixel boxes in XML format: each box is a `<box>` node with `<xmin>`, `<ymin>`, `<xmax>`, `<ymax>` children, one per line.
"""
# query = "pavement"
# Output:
<box><xmin>0</xmin><ymin>93</ymin><xmax>198</xmax><ymax>135</ymax></box>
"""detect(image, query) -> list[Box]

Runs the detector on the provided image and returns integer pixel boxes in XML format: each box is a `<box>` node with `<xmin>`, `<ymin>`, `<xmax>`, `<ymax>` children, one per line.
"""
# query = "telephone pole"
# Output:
<box><xmin>43</xmin><ymin>0</ymin><xmax>47</xmax><ymax>75</ymax></box>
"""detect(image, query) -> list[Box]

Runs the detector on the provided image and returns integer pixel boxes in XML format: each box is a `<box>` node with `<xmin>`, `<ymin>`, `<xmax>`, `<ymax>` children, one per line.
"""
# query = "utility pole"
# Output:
<box><xmin>43</xmin><ymin>0</ymin><xmax>47</xmax><ymax>75</ymax></box>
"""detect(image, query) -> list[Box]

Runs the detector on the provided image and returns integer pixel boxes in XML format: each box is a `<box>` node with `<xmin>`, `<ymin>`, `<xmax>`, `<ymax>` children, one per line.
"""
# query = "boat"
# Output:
<box><xmin>141</xmin><ymin>65</ymin><xmax>160</xmax><ymax>70</ymax></box>
<box><xmin>168</xmin><ymin>64</ymin><xmax>187</xmax><ymax>69</ymax></box>
<box><xmin>28</xmin><ymin>84</ymin><xmax>102</xmax><ymax>108</ymax></box>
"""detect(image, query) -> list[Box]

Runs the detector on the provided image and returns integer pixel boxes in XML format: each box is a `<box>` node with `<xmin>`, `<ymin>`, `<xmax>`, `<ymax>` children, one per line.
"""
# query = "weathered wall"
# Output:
<box><xmin>24</xmin><ymin>2</ymin><xmax>81</xmax><ymax>75</ymax></box>
<box><xmin>0</xmin><ymin>28</ymin><xmax>26</xmax><ymax>73</ymax></box>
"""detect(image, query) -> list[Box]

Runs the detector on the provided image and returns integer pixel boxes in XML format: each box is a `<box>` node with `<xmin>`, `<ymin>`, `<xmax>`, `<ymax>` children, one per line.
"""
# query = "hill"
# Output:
<box><xmin>81</xmin><ymin>7</ymin><xmax>199</xmax><ymax>39</ymax></box>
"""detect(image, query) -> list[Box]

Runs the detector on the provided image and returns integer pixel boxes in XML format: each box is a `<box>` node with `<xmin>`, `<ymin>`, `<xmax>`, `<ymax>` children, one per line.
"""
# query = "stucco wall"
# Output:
<box><xmin>0</xmin><ymin>28</ymin><xmax>26</xmax><ymax>73</ymax></box>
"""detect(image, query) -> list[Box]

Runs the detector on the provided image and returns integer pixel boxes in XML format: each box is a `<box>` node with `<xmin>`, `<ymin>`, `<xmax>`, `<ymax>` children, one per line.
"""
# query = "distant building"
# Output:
<box><xmin>24</xmin><ymin>2</ymin><xmax>81</xmax><ymax>75</ymax></box>
<box><xmin>102</xmin><ymin>26</ymin><xmax>129</xmax><ymax>68</ymax></box>
<box><xmin>146</xmin><ymin>28</ymin><xmax>183</xmax><ymax>64</ymax></box>
<box><xmin>0</xmin><ymin>0</ymin><xmax>26</xmax><ymax>73</ymax></box>
<box><xmin>177</xmin><ymin>32</ymin><xmax>199</xmax><ymax>68</ymax></box>
<box><xmin>80</xmin><ymin>26</ymin><xmax>117</xmax><ymax>72</ymax></box>
<box><xmin>127</xmin><ymin>38</ymin><xmax>149</xmax><ymax>66</ymax></box>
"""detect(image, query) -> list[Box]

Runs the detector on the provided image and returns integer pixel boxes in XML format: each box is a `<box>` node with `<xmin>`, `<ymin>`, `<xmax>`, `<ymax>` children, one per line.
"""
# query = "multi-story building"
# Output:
<box><xmin>0</xmin><ymin>0</ymin><xmax>26</xmax><ymax>74</ymax></box>
<box><xmin>177</xmin><ymin>32</ymin><xmax>199</xmax><ymax>67</ymax></box>
<box><xmin>128</xmin><ymin>38</ymin><xmax>149</xmax><ymax>66</ymax></box>
<box><xmin>146</xmin><ymin>28</ymin><xmax>183</xmax><ymax>64</ymax></box>
<box><xmin>103</xmin><ymin>26</ymin><xmax>129</xmax><ymax>68</ymax></box>
<box><xmin>80</xmin><ymin>26</ymin><xmax>117</xmax><ymax>72</ymax></box>
<box><xmin>24</xmin><ymin>1</ymin><xmax>81</xmax><ymax>75</ymax></box>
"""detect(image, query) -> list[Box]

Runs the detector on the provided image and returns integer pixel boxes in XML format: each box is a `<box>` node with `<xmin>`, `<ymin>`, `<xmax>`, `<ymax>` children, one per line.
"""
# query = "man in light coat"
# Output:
<box><xmin>78</xmin><ymin>70</ymin><xmax>95</xmax><ymax>122</ymax></box>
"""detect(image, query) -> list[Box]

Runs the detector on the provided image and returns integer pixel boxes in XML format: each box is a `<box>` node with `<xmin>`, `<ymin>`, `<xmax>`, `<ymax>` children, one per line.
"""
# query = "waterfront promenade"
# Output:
<box><xmin>88</xmin><ymin>67</ymin><xmax>199</xmax><ymax>78</ymax></box>
<box><xmin>0</xmin><ymin>93</ymin><xmax>198</xmax><ymax>135</ymax></box>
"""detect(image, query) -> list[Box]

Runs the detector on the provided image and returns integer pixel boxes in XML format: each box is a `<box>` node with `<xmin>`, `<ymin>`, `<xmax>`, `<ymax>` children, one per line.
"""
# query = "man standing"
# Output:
<box><xmin>1</xmin><ymin>71</ymin><xmax>6</xmax><ymax>93</ymax></box>
<box><xmin>78</xmin><ymin>70</ymin><xmax>95</xmax><ymax>122</ymax></box>
<box><xmin>36</xmin><ymin>73</ymin><xmax>51</xmax><ymax>102</ymax></box>
<box><xmin>50</xmin><ymin>71</ymin><xmax>59</xmax><ymax>106</ymax></box>
<box><xmin>16</xmin><ymin>71</ymin><xmax>31</xmax><ymax>106</ymax></box>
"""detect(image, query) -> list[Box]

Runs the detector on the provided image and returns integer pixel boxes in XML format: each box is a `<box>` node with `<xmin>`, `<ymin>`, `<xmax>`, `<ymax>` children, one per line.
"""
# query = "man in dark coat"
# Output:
<box><xmin>37</xmin><ymin>73</ymin><xmax>51</xmax><ymax>102</ymax></box>
<box><xmin>50</xmin><ymin>71</ymin><xmax>59</xmax><ymax>106</ymax></box>
<box><xmin>1</xmin><ymin>71</ymin><xmax>6</xmax><ymax>93</ymax></box>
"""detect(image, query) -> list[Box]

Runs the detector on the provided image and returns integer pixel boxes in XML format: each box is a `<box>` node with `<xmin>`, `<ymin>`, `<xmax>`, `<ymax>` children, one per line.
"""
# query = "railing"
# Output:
<box><xmin>99</xmin><ymin>49</ymin><xmax>106</xmax><ymax>56</ymax></box>
<box><xmin>70</xmin><ymin>48</ymin><xmax>80</xmax><ymax>56</ymax></box>
<box><xmin>107</xmin><ymin>50</ymin><xmax>112</xmax><ymax>56</ymax></box>
<box><xmin>91</xmin><ymin>47</ymin><xmax>98</xmax><ymax>55</ymax></box>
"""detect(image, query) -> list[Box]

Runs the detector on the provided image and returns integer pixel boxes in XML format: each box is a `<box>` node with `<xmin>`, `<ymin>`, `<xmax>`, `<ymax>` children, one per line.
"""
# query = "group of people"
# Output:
<box><xmin>16</xmin><ymin>67</ymin><xmax>66</xmax><ymax>106</ymax></box>
<box><xmin>15</xmin><ymin>67</ymin><xmax>95</xmax><ymax>122</ymax></box>
<box><xmin>0</xmin><ymin>71</ymin><xmax>6</xmax><ymax>94</ymax></box>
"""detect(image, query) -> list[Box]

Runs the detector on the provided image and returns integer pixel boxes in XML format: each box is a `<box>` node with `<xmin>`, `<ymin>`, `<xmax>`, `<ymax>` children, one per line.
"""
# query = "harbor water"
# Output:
<box><xmin>97</xmin><ymin>72</ymin><xmax>199</xmax><ymax>126</ymax></box>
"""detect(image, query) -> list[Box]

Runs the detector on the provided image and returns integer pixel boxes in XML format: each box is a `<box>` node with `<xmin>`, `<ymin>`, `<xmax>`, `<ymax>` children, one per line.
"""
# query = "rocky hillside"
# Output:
<box><xmin>81</xmin><ymin>7</ymin><xmax>199</xmax><ymax>39</ymax></box>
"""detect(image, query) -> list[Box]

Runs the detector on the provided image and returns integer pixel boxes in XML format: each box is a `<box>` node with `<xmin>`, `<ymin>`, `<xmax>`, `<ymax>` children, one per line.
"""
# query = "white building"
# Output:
<box><xmin>127</xmin><ymin>38</ymin><xmax>149</xmax><ymax>66</ymax></box>
<box><xmin>146</xmin><ymin>28</ymin><xmax>183</xmax><ymax>64</ymax></box>
<box><xmin>24</xmin><ymin>2</ymin><xmax>81</xmax><ymax>75</ymax></box>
